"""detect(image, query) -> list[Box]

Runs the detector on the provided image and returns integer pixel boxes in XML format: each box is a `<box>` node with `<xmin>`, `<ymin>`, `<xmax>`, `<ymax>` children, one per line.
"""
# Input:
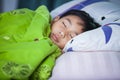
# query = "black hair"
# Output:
<box><xmin>60</xmin><ymin>9</ymin><xmax>100</xmax><ymax>31</ymax></box>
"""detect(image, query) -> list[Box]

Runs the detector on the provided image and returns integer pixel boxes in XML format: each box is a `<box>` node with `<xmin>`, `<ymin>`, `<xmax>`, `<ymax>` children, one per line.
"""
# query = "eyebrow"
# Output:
<box><xmin>66</xmin><ymin>18</ymin><xmax>72</xmax><ymax>25</ymax></box>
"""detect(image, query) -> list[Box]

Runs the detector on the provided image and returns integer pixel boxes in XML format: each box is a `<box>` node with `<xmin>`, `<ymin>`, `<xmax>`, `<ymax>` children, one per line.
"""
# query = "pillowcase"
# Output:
<box><xmin>50</xmin><ymin>0</ymin><xmax>106</xmax><ymax>17</ymax></box>
<box><xmin>51</xmin><ymin>0</ymin><xmax>120</xmax><ymax>25</ymax></box>
<box><xmin>63</xmin><ymin>22</ymin><xmax>120</xmax><ymax>52</ymax></box>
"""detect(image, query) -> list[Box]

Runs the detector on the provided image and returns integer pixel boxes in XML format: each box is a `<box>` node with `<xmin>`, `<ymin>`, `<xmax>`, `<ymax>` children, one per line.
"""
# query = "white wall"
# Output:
<box><xmin>2</xmin><ymin>0</ymin><xmax>18</xmax><ymax>12</ymax></box>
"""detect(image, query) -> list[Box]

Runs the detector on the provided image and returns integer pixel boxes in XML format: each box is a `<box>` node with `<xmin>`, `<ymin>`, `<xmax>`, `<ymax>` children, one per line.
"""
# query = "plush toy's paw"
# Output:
<box><xmin>1</xmin><ymin>61</ymin><xmax>31</xmax><ymax>79</ymax></box>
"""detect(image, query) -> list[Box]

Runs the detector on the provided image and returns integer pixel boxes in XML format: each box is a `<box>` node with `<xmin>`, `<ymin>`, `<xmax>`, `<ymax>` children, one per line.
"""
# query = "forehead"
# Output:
<box><xmin>61</xmin><ymin>15</ymin><xmax>84</xmax><ymax>23</ymax></box>
<box><xmin>61</xmin><ymin>15</ymin><xmax>85</xmax><ymax>25</ymax></box>
<box><xmin>61</xmin><ymin>15</ymin><xmax>80</xmax><ymax>20</ymax></box>
<box><xmin>62</xmin><ymin>15</ymin><xmax>84</xmax><ymax>33</ymax></box>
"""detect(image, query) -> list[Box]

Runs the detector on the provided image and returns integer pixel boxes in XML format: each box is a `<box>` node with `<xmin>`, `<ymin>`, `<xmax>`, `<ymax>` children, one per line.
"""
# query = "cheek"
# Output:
<box><xmin>58</xmin><ymin>42</ymin><xmax>66</xmax><ymax>49</ymax></box>
<box><xmin>51</xmin><ymin>24</ymin><xmax>60</xmax><ymax>32</ymax></box>
<box><xmin>58</xmin><ymin>38</ymin><xmax>70</xmax><ymax>49</ymax></box>
<box><xmin>74</xmin><ymin>25</ymin><xmax>84</xmax><ymax>34</ymax></box>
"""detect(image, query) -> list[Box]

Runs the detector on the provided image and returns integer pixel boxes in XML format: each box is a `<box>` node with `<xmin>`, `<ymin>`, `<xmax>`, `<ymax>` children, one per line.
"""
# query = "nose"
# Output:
<box><xmin>59</xmin><ymin>31</ymin><xmax>65</xmax><ymax>38</ymax></box>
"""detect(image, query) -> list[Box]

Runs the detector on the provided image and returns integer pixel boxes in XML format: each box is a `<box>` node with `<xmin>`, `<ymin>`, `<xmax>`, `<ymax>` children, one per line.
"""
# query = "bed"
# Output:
<box><xmin>49</xmin><ymin>0</ymin><xmax>120</xmax><ymax>80</ymax></box>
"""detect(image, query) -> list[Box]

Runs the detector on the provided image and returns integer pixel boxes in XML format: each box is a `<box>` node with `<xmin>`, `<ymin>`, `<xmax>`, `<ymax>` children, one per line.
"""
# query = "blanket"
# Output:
<box><xmin>0</xmin><ymin>5</ymin><xmax>61</xmax><ymax>80</ymax></box>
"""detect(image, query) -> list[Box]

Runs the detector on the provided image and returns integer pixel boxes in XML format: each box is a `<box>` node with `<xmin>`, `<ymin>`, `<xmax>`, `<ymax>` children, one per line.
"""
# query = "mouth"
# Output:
<box><xmin>51</xmin><ymin>33</ymin><xmax>59</xmax><ymax>42</ymax></box>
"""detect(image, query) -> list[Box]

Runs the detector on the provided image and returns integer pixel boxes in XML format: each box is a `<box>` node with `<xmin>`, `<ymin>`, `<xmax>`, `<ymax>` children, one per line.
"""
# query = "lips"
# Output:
<box><xmin>51</xmin><ymin>33</ymin><xmax>59</xmax><ymax>42</ymax></box>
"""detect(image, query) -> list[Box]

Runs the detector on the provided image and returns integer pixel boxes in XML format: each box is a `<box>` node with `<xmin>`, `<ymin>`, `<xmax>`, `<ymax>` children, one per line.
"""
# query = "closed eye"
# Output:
<box><xmin>62</xmin><ymin>22</ymin><xmax>67</xmax><ymax>28</ymax></box>
<box><xmin>70</xmin><ymin>33</ymin><xmax>77</xmax><ymax>39</ymax></box>
<box><xmin>70</xmin><ymin>34</ymin><xmax>73</xmax><ymax>38</ymax></box>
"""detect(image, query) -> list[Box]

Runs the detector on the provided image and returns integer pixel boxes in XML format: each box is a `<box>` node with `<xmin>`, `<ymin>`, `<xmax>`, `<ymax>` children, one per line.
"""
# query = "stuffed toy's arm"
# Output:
<box><xmin>30</xmin><ymin>48</ymin><xmax>61</xmax><ymax>80</ymax></box>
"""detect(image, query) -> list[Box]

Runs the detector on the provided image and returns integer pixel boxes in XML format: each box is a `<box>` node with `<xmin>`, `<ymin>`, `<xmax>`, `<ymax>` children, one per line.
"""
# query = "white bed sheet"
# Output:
<box><xmin>50</xmin><ymin>51</ymin><xmax>120</xmax><ymax>80</ymax></box>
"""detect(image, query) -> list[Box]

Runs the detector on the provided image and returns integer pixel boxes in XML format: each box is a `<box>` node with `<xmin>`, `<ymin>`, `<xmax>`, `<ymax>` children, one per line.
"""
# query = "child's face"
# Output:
<box><xmin>50</xmin><ymin>15</ymin><xmax>84</xmax><ymax>49</ymax></box>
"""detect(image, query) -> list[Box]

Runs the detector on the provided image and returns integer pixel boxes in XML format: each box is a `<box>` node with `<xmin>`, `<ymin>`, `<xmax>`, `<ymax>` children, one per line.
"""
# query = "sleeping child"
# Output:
<box><xmin>0</xmin><ymin>5</ymin><xmax>99</xmax><ymax>80</ymax></box>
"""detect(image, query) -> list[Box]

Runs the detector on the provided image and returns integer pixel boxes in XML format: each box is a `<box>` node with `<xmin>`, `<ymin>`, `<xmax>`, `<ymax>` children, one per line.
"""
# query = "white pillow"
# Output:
<box><xmin>50</xmin><ymin>0</ymin><xmax>85</xmax><ymax>18</ymax></box>
<box><xmin>51</xmin><ymin>0</ymin><xmax>120</xmax><ymax>25</ymax></box>
<box><xmin>63</xmin><ymin>22</ymin><xmax>120</xmax><ymax>52</ymax></box>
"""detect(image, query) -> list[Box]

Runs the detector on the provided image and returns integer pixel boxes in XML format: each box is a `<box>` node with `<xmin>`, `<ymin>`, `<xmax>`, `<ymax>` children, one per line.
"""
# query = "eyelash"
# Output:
<box><xmin>62</xmin><ymin>22</ymin><xmax>67</xmax><ymax>28</ymax></box>
<box><xmin>70</xmin><ymin>34</ymin><xmax>73</xmax><ymax>38</ymax></box>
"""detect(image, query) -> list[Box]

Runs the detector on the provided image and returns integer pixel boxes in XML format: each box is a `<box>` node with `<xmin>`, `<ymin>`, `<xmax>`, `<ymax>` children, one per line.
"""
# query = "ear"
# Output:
<box><xmin>51</xmin><ymin>16</ymin><xmax>60</xmax><ymax>25</ymax></box>
<box><xmin>53</xmin><ymin>16</ymin><xmax>60</xmax><ymax>22</ymax></box>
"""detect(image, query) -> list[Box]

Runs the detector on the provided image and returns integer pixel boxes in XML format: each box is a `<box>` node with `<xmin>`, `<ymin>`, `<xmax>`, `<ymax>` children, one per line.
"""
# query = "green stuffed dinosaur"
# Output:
<box><xmin>0</xmin><ymin>5</ymin><xmax>61</xmax><ymax>80</ymax></box>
